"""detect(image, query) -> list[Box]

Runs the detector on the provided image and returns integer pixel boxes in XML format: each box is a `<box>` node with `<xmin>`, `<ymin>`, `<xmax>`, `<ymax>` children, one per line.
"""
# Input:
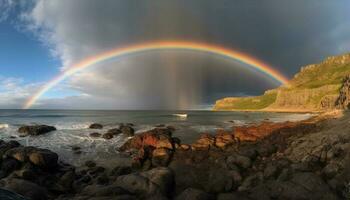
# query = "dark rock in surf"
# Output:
<box><xmin>120</xmin><ymin>125</ymin><xmax>135</xmax><ymax>137</ymax></box>
<box><xmin>102</xmin><ymin>132</ymin><xmax>114</xmax><ymax>140</ymax></box>
<box><xmin>89</xmin><ymin>132</ymin><xmax>101</xmax><ymax>137</ymax></box>
<box><xmin>89</xmin><ymin>123</ymin><xmax>103</xmax><ymax>129</ymax></box>
<box><xmin>107</xmin><ymin>128</ymin><xmax>122</xmax><ymax>135</ymax></box>
<box><xmin>18</xmin><ymin>125</ymin><xmax>56</xmax><ymax>137</ymax></box>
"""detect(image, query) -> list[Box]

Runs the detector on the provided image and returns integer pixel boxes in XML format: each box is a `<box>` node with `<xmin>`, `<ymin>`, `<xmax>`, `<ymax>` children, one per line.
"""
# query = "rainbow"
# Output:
<box><xmin>23</xmin><ymin>41</ymin><xmax>289</xmax><ymax>109</ymax></box>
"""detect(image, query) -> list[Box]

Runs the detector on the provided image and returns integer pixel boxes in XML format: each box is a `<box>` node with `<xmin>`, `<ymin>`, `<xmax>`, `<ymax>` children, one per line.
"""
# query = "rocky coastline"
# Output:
<box><xmin>1</xmin><ymin>111</ymin><xmax>350</xmax><ymax>199</ymax></box>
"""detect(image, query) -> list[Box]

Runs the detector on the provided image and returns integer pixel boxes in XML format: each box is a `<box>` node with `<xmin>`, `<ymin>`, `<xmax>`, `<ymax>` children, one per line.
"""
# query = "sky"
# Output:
<box><xmin>0</xmin><ymin>0</ymin><xmax>350</xmax><ymax>110</ymax></box>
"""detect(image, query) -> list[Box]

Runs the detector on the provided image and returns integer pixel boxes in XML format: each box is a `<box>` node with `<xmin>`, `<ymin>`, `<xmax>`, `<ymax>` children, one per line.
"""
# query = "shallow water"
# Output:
<box><xmin>0</xmin><ymin>110</ymin><xmax>313</xmax><ymax>166</ymax></box>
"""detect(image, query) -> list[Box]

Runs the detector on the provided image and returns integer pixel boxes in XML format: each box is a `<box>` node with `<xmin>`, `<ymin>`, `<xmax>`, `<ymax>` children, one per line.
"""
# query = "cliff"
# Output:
<box><xmin>214</xmin><ymin>53</ymin><xmax>350</xmax><ymax>112</ymax></box>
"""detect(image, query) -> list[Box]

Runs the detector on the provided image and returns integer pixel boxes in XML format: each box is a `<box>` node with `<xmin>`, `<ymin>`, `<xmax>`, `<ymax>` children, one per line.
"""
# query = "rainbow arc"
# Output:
<box><xmin>23</xmin><ymin>41</ymin><xmax>289</xmax><ymax>109</ymax></box>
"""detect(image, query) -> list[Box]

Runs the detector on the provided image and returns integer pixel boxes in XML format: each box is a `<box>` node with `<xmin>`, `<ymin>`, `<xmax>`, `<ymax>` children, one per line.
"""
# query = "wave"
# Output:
<box><xmin>0</xmin><ymin>123</ymin><xmax>9</xmax><ymax>129</ymax></box>
<box><xmin>54</xmin><ymin>122</ymin><xmax>91</xmax><ymax>130</ymax></box>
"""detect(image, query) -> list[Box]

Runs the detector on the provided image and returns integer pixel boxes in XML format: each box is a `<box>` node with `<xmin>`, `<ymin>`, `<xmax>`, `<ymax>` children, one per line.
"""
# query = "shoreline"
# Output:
<box><xmin>0</xmin><ymin>110</ymin><xmax>348</xmax><ymax>199</ymax></box>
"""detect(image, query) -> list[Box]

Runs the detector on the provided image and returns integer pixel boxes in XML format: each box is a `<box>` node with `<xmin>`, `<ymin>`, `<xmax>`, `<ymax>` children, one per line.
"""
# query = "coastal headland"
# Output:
<box><xmin>0</xmin><ymin>53</ymin><xmax>350</xmax><ymax>199</ymax></box>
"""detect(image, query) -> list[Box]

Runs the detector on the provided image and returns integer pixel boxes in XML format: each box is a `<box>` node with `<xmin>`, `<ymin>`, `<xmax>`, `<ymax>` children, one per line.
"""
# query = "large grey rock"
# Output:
<box><xmin>0</xmin><ymin>178</ymin><xmax>48</xmax><ymax>200</ymax></box>
<box><xmin>18</xmin><ymin>125</ymin><xmax>56</xmax><ymax>136</ymax></box>
<box><xmin>175</xmin><ymin>188</ymin><xmax>214</xmax><ymax>200</ymax></box>
<box><xmin>0</xmin><ymin>188</ymin><xmax>28</xmax><ymax>200</ymax></box>
<box><xmin>226</xmin><ymin>154</ymin><xmax>252</xmax><ymax>169</ymax></box>
<box><xmin>114</xmin><ymin>167</ymin><xmax>173</xmax><ymax>198</ymax></box>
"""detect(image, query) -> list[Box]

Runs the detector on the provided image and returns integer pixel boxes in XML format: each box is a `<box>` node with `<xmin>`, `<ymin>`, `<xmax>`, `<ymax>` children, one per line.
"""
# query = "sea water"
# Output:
<box><xmin>0</xmin><ymin>109</ymin><xmax>313</xmax><ymax>166</ymax></box>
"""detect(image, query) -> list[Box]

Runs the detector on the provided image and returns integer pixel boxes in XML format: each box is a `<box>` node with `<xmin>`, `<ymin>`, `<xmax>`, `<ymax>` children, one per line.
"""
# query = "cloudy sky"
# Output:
<box><xmin>0</xmin><ymin>0</ymin><xmax>349</xmax><ymax>109</ymax></box>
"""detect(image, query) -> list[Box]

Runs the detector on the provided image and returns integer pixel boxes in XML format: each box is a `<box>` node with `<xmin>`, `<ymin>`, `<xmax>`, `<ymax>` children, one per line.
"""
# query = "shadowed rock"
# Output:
<box><xmin>18</xmin><ymin>125</ymin><xmax>56</xmax><ymax>137</ymax></box>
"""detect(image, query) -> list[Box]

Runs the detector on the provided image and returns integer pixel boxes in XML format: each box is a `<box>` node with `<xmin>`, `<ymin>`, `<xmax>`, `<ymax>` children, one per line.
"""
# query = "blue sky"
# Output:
<box><xmin>0</xmin><ymin>18</ymin><xmax>59</xmax><ymax>83</ymax></box>
<box><xmin>0</xmin><ymin>0</ymin><xmax>350</xmax><ymax>109</ymax></box>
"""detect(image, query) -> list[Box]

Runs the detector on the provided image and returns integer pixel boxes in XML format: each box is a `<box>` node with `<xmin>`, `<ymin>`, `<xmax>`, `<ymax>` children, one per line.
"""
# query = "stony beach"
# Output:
<box><xmin>0</xmin><ymin>110</ymin><xmax>349</xmax><ymax>199</ymax></box>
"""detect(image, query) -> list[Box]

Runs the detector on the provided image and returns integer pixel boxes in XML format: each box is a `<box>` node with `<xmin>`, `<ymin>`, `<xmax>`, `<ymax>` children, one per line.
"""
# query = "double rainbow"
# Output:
<box><xmin>23</xmin><ymin>41</ymin><xmax>289</xmax><ymax>109</ymax></box>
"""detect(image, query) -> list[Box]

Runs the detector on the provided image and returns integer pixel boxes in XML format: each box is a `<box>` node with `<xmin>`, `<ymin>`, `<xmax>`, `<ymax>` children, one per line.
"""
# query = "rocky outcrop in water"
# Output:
<box><xmin>18</xmin><ymin>125</ymin><xmax>56</xmax><ymax>137</ymax></box>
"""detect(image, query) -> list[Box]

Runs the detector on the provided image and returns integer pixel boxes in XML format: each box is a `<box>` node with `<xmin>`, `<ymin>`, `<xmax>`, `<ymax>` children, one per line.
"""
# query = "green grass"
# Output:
<box><xmin>224</xmin><ymin>92</ymin><xmax>277</xmax><ymax>110</ymax></box>
<box><xmin>292</xmin><ymin>64</ymin><xmax>350</xmax><ymax>89</ymax></box>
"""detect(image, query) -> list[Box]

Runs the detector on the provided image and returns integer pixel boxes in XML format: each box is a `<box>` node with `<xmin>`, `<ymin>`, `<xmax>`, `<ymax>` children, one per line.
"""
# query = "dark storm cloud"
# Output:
<box><xmin>19</xmin><ymin>0</ymin><xmax>350</xmax><ymax>109</ymax></box>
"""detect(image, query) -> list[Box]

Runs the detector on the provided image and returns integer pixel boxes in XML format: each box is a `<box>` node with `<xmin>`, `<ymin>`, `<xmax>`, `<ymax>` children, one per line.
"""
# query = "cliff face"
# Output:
<box><xmin>214</xmin><ymin>53</ymin><xmax>350</xmax><ymax>112</ymax></box>
<box><xmin>335</xmin><ymin>75</ymin><xmax>350</xmax><ymax>110</ymax></box>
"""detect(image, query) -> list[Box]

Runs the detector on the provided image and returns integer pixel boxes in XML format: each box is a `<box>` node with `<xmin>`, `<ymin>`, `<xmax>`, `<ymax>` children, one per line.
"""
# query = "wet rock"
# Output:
<box><xmin>233</xmin><ymin>121</ymin><xmax>298</xmax><ymax>142</ymax></box>
<box><xmin>102</xmin><ymin>132</ymin><xmax>114</xmax><ymax>140</ymax></box>
<box><xmin>18</xmin><ymin>125</ymin><xmax>56</xmax><ymax>137</ymax></box>
<box><xmin>263</xmin><ymin>163</ymin><xmax>279</xmax><ymax>179</ymax></box>
<box><xmin>1</xmin><ymin>158</ymin><xmax>21</xmax><ymax>175</ymax></box>
<box><xmin>88</xmin><ymin>166</ymin><xmax>105</xmax><ymax>177</ymax></box>
<box><xmin>13</xmin><ymin>163</ymin><xmax>37</xmax><ymax>181</ymax></box>
<box><xmin>71</xmin><ymin>146</ymin><xmax>81</xmax><ymax>151</ymax></box>
<box><xmin>238</xmin><ymin>173</ymin><xmax>262</xmax><ymax>192</ymax></box>
<box><xmin>110</xmin><ymin>166</ymin><xmax>132</xmax><ymax>177</ymax></box>
<box><xmin>89</xmin><ymin>132</ymin><xmax>101</xmax><ymax>137</ymax></box>
<box><xmin>96</xmin><ymin>174</ymin><xmax>109</xmax><ymax>185</ymax></box>
<box><xmin>217</xmin><ymin>193</ymin><xmax>250</xmax><ymax>200</ymax></box>
<box><xmin>192</xmin><ymin>134</ymin><xmax>215</xmax><ymax>150</ymax></box>
<box><xmin>322</xmin><ymin>163</ymin><xmax>340</xmax><ymax>179</ymax></box>
<box><xmin>0</xmin><ymin>140</ymin><xmax>21</xmax><ymax>158</ymax></box>
<box><xmin>79</xmin><ymin>184</ymin><xmax>131</xmax><ymax>198</ymax></box>
<box><xmin>179</xmin><ymin>144</ymin><xmax>190</xmax><ymax>150</ymax></box>
<box><xmin>0</xmin><ymin>188</ymin><xmax>28</xmax><ymax>200</ymax></box>
<box><xmin>107</xmin><ymin>128</ymin><xmax>122</xmax><ymax>135</ymax></box>
<box><xmin>175</xmin><ymin>188</ymin><xmax>214</xmax><ymax>200</ymax></box>
<box><xmin>120</xmin><ymin>125</ymin><xmax>135</xmax><ymax>137</ymax></box>
<box><xmin>278</xmin><ymin>172</ymin><xmax>338</xmax><ymax>200</ymax></box>
<box><xmin>28</xmin><ymin>148</ymin><xmax>58</xmax><ymax>168</ymax></box>
<box><xmin>215</xmin><ymin>131</ymin><xmax>235</xmax><ymax>148</ymax></box>
<box><xmin>120</xmin><ymin>129</ymin><xmax>174</xmax><ymax>151</ymax></box>
<box><xmin>152</xmin><ymin>148</ymin><xmax>173</xmax><ymax>167</ymax></box>
<box><xmin>141</xmin><ymin>167</ymin><xmax>174</xmax><ymax>195</ymax></box>
<box><xmin>205</xmin><ymin>169</ymin><xmax>233</xmax><ymax>193</ymax></box>
<box><xmin>56</xmin><ymin>170</ymin><xmax>76</xmax><ymax>192</ymax></box>
<box><xmin>115</xmin><ymin>167</ymin><xmax>173</xmax><ymax>198</ymax></box>
<box><xmin>85</xmin><ymin>160</ymin><xmax>97</xmax><ymax>168</ymax></box>
<box><xmin>228</xmin><ymin>170</ymin><xmax>242</xmax><ymax>186</ymax></box>
<box><xmin>0</xmin><ymin>178</ymin><xmax>48</xmax><ymax>200</ymax></box>
<box><xmin>226</xmin><ymin>154</ymin><xmax>252</xmax><ymax>170</ymax></box>
<box><xmin>89</xmin><ymin>123</ymin><xmax>103</xmax><ymax>129</ymax></box>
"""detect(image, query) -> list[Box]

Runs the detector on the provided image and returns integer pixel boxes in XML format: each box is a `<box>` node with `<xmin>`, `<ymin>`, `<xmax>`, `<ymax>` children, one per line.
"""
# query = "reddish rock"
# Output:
<box><xmin>119</xmin><ymin>128</ymin><xmax>175</xmax><ymax>151</ymax></box>
<box><xmin>192</xmin><ymin>134</ymin><xmax>215</xmax><ymax>150</ymax></box>
<box><xmin>233</xmin><ymin>121</ymin><xmax>298</xmax><ymax>142</ymax></box>
<box><xmin>215</xmin><ymin>130</ymin><xmax>235</xmax><ymax>148</ymax></box>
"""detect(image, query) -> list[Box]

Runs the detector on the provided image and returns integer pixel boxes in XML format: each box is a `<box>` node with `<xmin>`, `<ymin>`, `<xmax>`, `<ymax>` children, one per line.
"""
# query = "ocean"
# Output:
<box><xmin>0</xmin><ymin>109</ymin><xmax>313</xmax><ymax>167</ymax></box>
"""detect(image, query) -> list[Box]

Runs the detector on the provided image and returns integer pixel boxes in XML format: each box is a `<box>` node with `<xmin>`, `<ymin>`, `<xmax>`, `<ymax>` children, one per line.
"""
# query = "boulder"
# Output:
<box><xmin>115</xmin><ymin>167</ymin><xmax>173</xmax><ymax>198</ymax></box>
<box><xmin>226</xmin><ymin>154</ymin><xmax>252</xmax><ymax>170</ymax></box>
<box><xmin>175</xmin><ymin>188</ymin><xmax>214</xmax><ymax>200</ymax></box>
<box><xmin>107</xmin><ymin>128</ymin><xmax>122</xmax><ymax>135</ymax></box>
<box><xmin>192</xmin><ymin>134</ymin><xmax>215</xmax><ymax>150</ymax></box>
<box><xmin>215</xmin><ymin>131</ymin><xmax>235</xmax><ymax>148</ymax></box>
<box><xmin>0</xmin><ymin>178</ymin><xmax>48</xmax><ymax>200</ymax></box>
<box><xmin>102</xmin><ymin>132</ymin><xmax>114</xmax><ymax>140</ymax></box>
<box><xmin>28</xmin><ymin>148</ymin><xmax>58</xmax><ymax>168</ymax></box>
<box><xmin>141</xmin><ymin>167</ymin><xmax>174</xmax><ymax>195</ymax></box>
<box><xmin>18</xmin><ymin>125</ymin><xmax>56</xmax><ymax>137</ymax></box>
<box><xmin>0</xmin><ymin>188</ymin><xmax>28</xmax><ymax>200</ymax></box>
<box><xmin>120</xmin><ymin>128</ymin><xmax>174</xmax><ymax>151</ymax></box>
<box><xmin>89</xmin><ymin>123</ymin><xmax>103</xmax><ymax>129</ymax></box>
<box><xmin>152</xmin><ymin>148</ymin><xmax>173</xmax><ymax>167</ymax></box>
<box><xmin>89</xmin><ymin>132</ymin><xmax>101</xmax><ymax>137</ymax></box>
<box><xmin>120</xmin><ymin>126</ymin><xmax>135</xmax><ymax>137</ymax></box>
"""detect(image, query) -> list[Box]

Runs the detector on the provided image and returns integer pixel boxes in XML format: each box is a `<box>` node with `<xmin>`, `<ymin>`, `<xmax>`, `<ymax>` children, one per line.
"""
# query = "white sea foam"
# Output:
<box><xmin>0</xmin><ymin>124</ymin><xmax>9</xmax><ymax>129</ymax></box>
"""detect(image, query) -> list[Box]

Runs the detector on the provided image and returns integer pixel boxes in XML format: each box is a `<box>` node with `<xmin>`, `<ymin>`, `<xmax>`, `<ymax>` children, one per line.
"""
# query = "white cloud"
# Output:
<box><xmin>0</xmin><ymin>76</ymin><xmax>40</xmax><ymax>108</ymax></box>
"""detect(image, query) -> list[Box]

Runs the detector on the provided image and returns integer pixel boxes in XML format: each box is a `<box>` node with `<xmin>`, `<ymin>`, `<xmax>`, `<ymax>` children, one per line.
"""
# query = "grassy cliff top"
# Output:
<box><xmin>214</xmin><ymin>53</ymin><xmax>350</xmax><ymax>111</ymax></box>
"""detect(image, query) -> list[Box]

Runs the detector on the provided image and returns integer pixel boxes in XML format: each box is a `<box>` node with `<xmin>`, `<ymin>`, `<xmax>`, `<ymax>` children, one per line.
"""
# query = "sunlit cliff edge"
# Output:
<box><xmin>213</xmin><ymin>53</ymin><xmax>350</xmax><ymax>112</ymax></box>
